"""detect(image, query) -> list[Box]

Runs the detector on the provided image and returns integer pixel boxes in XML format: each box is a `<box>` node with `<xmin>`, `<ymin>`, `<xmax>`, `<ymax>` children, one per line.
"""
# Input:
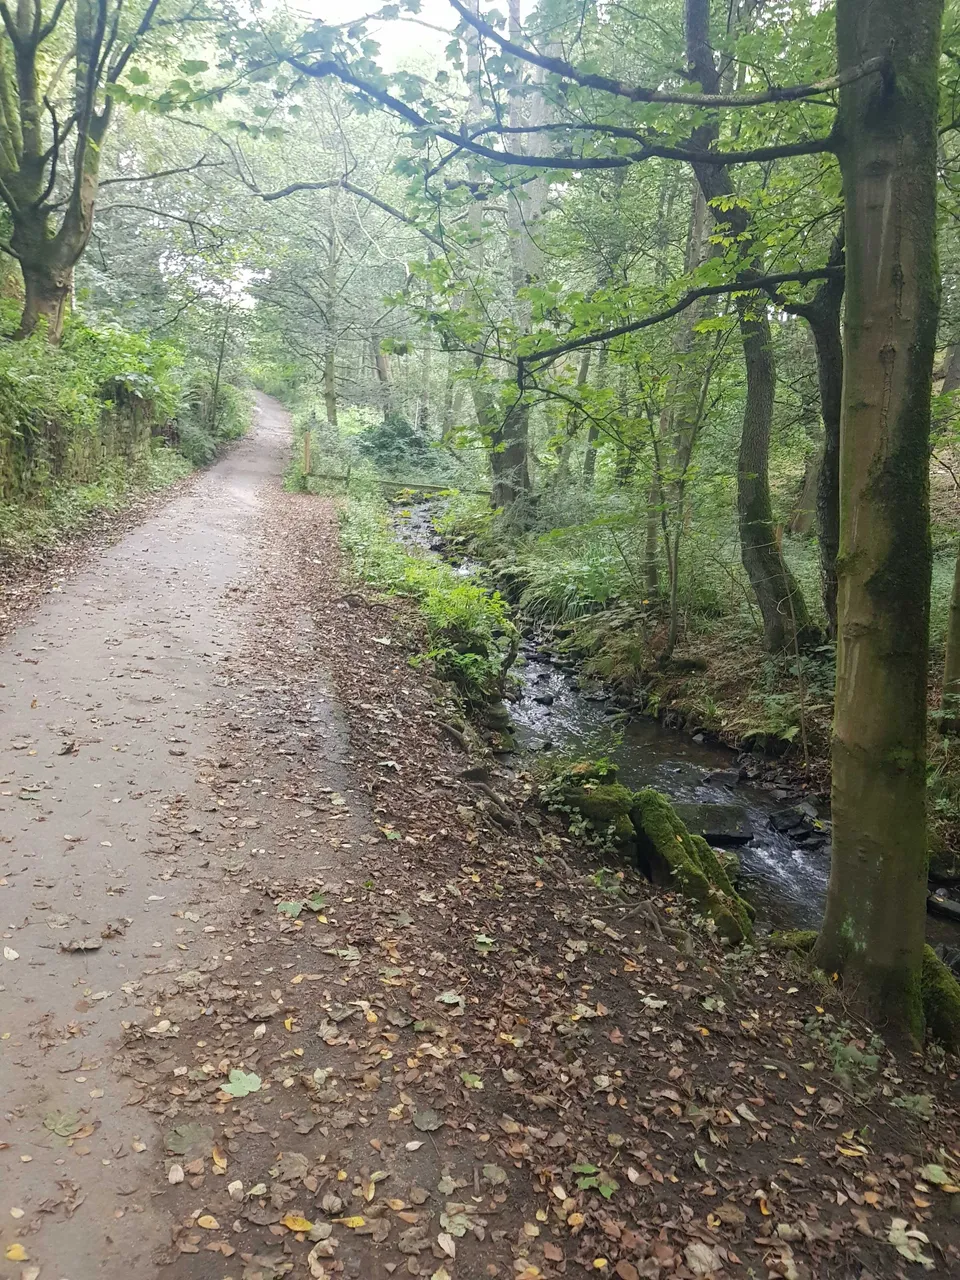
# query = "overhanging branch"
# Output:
<box><xmin>516</xmin><ymin>267</ymin><xmax>845</xmax><ymax>383</ymax></box>
<box><xmin>254</xmin><ymin>174</ymin><xmax>446</xmax><ymax>248</ymax></box>
<box><xmin>448</xmin><ymin>0</ymin><xmax>887</xmax><ymax>109</ymax></box>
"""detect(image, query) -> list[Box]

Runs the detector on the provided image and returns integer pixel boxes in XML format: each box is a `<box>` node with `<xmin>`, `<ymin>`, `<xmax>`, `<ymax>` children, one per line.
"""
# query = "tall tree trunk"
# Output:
<box><xmin>782</xmin><ymin>238</ymin><xmax>845</xmax><ymax>638</ymax></box>
<box><xmin>491</xmin><ymin>400</ymin><xmax>532</xmax><ymax>513</ymax></box>
<box><xmin>814</xmin><ymin>0</ymin><xmax>943</xmax><ymax>1043</ymax></box>
<box><xmin>736</xmin><ymin>302</ymin><xmax>813</xmax><ymax>650</ymax></box>
<box><xmin>323</xmin><ymin>347</ymin><xmax>338</xmax><ymax>426</ymax></box>
<box><xmin>684</xmin><ymin>0</ymin><xmax>813</xmax><ymax>652</ymax></box>
<box><xmin>941</xmin><ymin>544</ymin><xmax>960</xmax><ymax>733</ymax></box>
<box><xmin>582</xmin><ymin>423</ymin><xmax>600</xmax><ymax>482</ymax></box>
<box><xmin>15</xmin><ymin>259</ymin><xmax>72</xmax><ymax>342</ymax></box>
<box><xmin>644</xmin><ymin>482</ymin><xmax>660</xmax><ymax>595</ymax></box>
<box><xmin>371</xmin><ymin>338</ymin><xmax>393</xmax><ymax>412</ymax></box>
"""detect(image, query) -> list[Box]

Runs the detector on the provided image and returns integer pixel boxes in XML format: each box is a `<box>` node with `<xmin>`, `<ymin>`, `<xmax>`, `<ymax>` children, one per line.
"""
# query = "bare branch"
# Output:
<box><xmin>99</xmin><ymin>157</ymin><xmax>223</xmax><ymax>186</ymax></box>
<box><xmin>38</xmin><ymin>0</ymin><xmax>70</xmax><ymax>42</ymax></box>
<box><xmin>252</xmin><ymin>173</ymin><xmax>447</xmax><ymax>248</ymax></box>
<box><xmin>447</xmin><ymin>0</ymin><xmax>887</xmax><ymax>109</ymax></box>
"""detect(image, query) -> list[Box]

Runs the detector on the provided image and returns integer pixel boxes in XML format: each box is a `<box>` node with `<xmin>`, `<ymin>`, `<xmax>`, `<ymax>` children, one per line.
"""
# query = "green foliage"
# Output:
<box><xmin>357</xmin><ymin>410</ymin><xmax>433</xmax><ymax>474</ymax></box>
<box><xmin>339</xmin><ymin>493</ymin><xmax>518</xmax><ymax>706</ymax></box>
<box><xmin>176</xmin><ymin>373</ymin><xmax>250</xmax><ymax>467</ymax></box>
<box><xmin>0</xmin><ymin>303</ymin><xmax>247</xmax><ymax>556</ymax></box>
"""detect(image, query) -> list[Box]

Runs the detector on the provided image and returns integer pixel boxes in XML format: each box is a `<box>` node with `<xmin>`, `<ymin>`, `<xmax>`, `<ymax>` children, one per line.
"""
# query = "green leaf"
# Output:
<box><xmin>460</xmin><ymin>1071</ymin><xmax>483</xmax><ymax>1089</ymax></box>
<box><xmin>221</xmin><ymin>1069</ymin><xmax>262</xmax><ymax>1098</ymax></box>
<box><xmin>276</xmin><ymin>900</ymin><xmax>303</xmax><ymax>918</ymax></box>
<box><xmin>179</xmin><ymin>60</ymin><xmax>209</xmax><ymax>76</ymax></box>
<box><xmin>126</xmin><ymin>67</ymin><xmax>150</xmax><ymax>85</ymax></box>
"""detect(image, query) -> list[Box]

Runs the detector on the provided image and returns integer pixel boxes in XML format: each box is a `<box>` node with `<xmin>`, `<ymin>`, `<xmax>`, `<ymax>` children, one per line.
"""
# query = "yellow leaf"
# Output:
<box><xmin>212</xmin><ymin>1146</ymin><xmax>228</xmax><ymax>1171</ymax></box>
<box><xmin>366</xmin><ymin>1010</ymin><xmax>378</xmax><ymax>1023</ymax></box>
<box><xmin>838</xmin><ymin>1147</ymin><xmax>866</xmax><ymax>1158</ymax></box>
<box><xmin>291</xmin><ymin>974</ymin><xmax>304</xmax><ymax>985</ymax></box>
<box><xmin>5</xmin><ymin>1244</ymin><xmax>28</xmax><ymax>1262</ymax></box>
<box><xmin>333</xmin><ymin>1215</ymin><xmax>366</xmax><ymax>1229</ymax></box>
<box><xmin>284</xmin><ymin>1016</ymin><xmax>294</xmax><ymax>1031</ymax></box>
<box><xmin>386</xmin><ymin>1198</ymin><xmax>408</xmax><ymax>1211</ymax></box>
<box><xmin>281</xmin><ymin>1213</ymin><xmax>314</xmax><ymax>1232</ymax></box>
<box><xmin>567</xmin><ymin>1211</ymin><xmax>585</xmax><ymax>1228</ymax></box>
<box><xmin>593</xmin><ymin>1261</ymin><xmax>608</xmax><ymax>1270</ymax></box>
<box><xmin>759</xmin><ymin>1198</ymin><xmax>771</xmax><ymax>1216</ymax></box>
<box><xmin>197</xmin><ymin>1214</ymin><xmax>220</xmax><ymax>1230</ymax></box>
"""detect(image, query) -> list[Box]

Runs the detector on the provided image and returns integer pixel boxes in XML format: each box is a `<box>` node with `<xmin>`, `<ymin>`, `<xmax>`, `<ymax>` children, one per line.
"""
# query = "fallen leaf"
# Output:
<box><xmin>281</xmin><ymin>1213</ymin><xmax>314</xmax><ymax>1232</ymax></box>
<box><xmin>888</xmin><ymin>1218</ymin><xmax>935</xmax><ymax>1269</ymax></box>
<box><xmin>4</xmin><ymin>1244</ymin><xmax>27</xmax><ymax>1262</ymax></box>
<box><xmin>197</xmin><ymin>1214</ymin><xmax>220</xmax><ymax>1230</ymax></box>
<box><xmin>413</xmin><ymin>1109</ymin><xmax>443</xmax><ymax>1132</ymax></box>
<box><xmin>685</xmin><ymin>1242</ymin><xmax>723</xmax><ymax>1275</ymax></box>
<box><xmin>220</xmin><ymin>1069</ymin><xmax>262</xmax><ymax>1098</ymax></box>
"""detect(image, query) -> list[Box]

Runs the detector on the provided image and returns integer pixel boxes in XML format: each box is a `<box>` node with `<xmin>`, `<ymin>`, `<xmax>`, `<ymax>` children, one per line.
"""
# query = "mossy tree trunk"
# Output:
<box><xmin>814</xmin><ymin>0</ymin><xmax>943</xmax><ymax>1043</ymax></box>
<box><xmin>778</xmin><ymin>236</ymin><xmax>845</xmax><ymax>638</ymax></box>
<box><xmin>941</xmin><ymin>546</ymin><xmax>960</xmax><ymax>732</ymax></box>
<box><xmin>684</xmin><ymin>0</ymin><xmax>814</xmax><ymax>653</ymax></box>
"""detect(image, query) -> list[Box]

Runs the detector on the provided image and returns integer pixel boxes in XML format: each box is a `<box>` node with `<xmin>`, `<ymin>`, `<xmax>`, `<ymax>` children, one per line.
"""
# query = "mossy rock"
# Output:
<box><xmin>563</xmin><ymin>781</ymin><xmax>634</xmax><ymax>824</ymax></box>
<box><xmin>559</xmin><ymin>778</ymin><xmax>636</xmax><ymax>856</ymax></box>
<box><xmin>769</xmin><ymin>929</ymin><xmax>818</xmax><ymax>953</ymax></box>
<box><xmin>922</xmin><ymin>945</ymin><xmax>960</xmax><ymax>1052</ymax></box>
<box><xmin>928</xmin><ymin>832</ymin><xmax>960</xmax><ymax>885</ymax></box>
<box><xmin>631</xmin><ymin>788</ymin><xmax>754</xmax><ymax>944</ymax></box>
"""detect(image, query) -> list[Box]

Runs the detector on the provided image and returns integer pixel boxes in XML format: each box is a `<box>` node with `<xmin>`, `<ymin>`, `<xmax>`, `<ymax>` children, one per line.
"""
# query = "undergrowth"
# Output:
<box><xmin>0</xmin><ymin>301</ymin><xmax>249</xmax><ymax>558</ymax></box>
<box><xmin>338</xmin><ymin>492</ymin><xmax>518</xmax><ymax>707</ymax></box>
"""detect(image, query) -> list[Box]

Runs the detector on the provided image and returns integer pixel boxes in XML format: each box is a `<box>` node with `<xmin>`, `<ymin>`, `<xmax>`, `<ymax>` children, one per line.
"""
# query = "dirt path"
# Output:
<box><xmin>0</xmin><ymin>395</ymin><xmax>363</xmax><ymax>1277</ymax></box>
<box><xmin>3</xmin><ymin>395</ymin><xmax>960</xmax><ymax>1280</ymax></box>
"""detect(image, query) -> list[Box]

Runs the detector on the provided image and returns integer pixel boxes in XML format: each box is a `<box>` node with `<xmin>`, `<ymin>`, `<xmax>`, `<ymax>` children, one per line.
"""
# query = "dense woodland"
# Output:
<box><xmin>2</xmin><ymin>0</ymin><xmax>960</xmax><ymax>1044</ymax></box>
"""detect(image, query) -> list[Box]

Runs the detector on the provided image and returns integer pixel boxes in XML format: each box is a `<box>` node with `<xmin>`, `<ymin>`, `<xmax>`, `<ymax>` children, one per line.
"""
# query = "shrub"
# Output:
<box><xmin>339</xmin><ymin>493</ymin><xmax>517</xmax><ymax>705</ymax></box>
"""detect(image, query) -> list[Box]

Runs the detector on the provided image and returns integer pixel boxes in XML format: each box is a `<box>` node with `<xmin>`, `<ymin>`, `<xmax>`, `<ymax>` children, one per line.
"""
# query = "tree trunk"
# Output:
<box><xmin>15</xmin><ymin>260</ymin><xmax>72</xmax><ymax>343</ymax></box>
<box><xmin>737</xmin><ymin>301</ymin><xmax>814</xmax><ymax>651</ymax></box>
<box><xmin>788</xmin><ymin>448</ymin><xmax>821</xmax><ymax>537</ymax></box>
<box><xmin>814</xmin><ymin>0</ymin><xmax>943</xmax><ymax>1043</ymax></box>
<box><xmin>491</xmin><ymin>400</ymin><xmax>532</xmax><ymax>515</ymax></box>
<box><xmin>371</xmin><ymin>338</ymin><xmax>393</xmax><ymax>412</ymax></box>
<box><xmin>644</xmin><ymin>482</ymin><xmax>660</xmax><ymax>595</ymax></box>
<box><xmin>582</xmin><ymin>424</ymin><xmax>599</xmax><ymax>482</ymax></box>
<box><xmin>785</xmin><ymin>243</ymin><xmax>845</xmax><ymax>638</ymax></box>
<box><xmin>941</xmin><ymin>543</ymin><xmax>960</xmax><ymax>733</ymax></box>
<box><xmin>684</xmin><ymin>0</ymin><xmax>813</xmax><ymax>652</ymax></box>
<box><xmin>323</xmin><ymin>347</ymin><xmax>338</xmax><ymax>426</ymax></box>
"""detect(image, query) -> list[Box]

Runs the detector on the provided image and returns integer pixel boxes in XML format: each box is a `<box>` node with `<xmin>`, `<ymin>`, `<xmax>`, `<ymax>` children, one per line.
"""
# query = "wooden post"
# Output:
<box><xmin>303</xmin><ymin>431</ymin><xmax>312</xmax><ymax>479</ymax></box>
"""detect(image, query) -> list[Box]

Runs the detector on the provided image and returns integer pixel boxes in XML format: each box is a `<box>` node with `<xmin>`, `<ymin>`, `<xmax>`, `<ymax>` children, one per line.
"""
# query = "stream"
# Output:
<box><xmin>395</xmin><ymin>502</ymin><xmax>960</xmax><ymax>952</ymax></box>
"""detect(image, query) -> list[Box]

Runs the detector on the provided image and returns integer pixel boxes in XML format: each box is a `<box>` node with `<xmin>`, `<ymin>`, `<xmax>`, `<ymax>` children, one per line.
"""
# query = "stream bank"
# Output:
<box><xmin>393</xmin><ymin>499</ymin><xmax>960</xmax><ymax>958</ymax></box>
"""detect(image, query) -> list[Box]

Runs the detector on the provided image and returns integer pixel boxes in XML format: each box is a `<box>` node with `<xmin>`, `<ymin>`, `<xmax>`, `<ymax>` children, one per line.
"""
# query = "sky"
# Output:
<box><xmin>297</xmin><ymin>0</ymin><xmax>463</xmax><ymax>66</ymax></box>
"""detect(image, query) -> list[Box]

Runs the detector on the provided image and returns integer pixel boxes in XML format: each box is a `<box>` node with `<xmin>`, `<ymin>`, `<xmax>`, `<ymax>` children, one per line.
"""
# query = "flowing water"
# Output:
<box><xmin>396</xmin><ymin>503</ymin><xmax>960</xmax><ymax>947</ymax></box>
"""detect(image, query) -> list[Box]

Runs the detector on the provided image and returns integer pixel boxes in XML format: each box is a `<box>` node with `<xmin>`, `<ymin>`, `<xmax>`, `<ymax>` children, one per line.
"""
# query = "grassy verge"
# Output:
<box><xmin>338</xmin><ymin>490</ymin><xmax>518</xmax><ymax>711</ymax></box>
<box><xmin>0</xmin><ymin>446</ymin><xmax>193</xmax><ymax>562</ymax></box>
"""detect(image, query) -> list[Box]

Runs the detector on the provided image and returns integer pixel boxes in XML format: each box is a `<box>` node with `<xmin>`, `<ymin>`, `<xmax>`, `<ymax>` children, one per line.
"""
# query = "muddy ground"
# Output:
<box><xmin>2</xmin><ymin>395</ymin><xmax>960</xmax><ymax>1280</ymax></box>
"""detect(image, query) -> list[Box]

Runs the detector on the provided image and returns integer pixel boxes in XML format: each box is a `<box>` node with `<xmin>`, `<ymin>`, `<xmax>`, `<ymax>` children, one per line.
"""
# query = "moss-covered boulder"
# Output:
<box><xmin>631</xmin><ymin>788</ymin><xmax>754</xmax><ymax>944</ymax></box>
<box><xmin>562</xmin><ymin>780</ymin><xmax>636</xmax><ymax>855</ymax></box>
<box><xmin>548</xmin><ymin>762</ymin><xmax>635</xmax><ymax>855</ymax></box>
<box><xmin>922</xmin><ymin>945</ymin><xmax>960</xmax><ymax>1052</ymax></box>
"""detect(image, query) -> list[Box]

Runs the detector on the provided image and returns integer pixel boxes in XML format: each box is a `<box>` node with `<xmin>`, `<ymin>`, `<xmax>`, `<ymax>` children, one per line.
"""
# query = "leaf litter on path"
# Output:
<box><xmin>107</xmin><ymin>474</ymin><xmax>960</xmax><ymax>1280</ymax></box>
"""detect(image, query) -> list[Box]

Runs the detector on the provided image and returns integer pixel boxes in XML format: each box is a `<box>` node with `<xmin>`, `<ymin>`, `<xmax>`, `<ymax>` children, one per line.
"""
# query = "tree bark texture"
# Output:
<box><xmin>814</xmin><ymin>0</ymin><xmax>943</xmax><ymax>1043</ymax></box>
<box><xmin>736</xmin><ymin>302</ymin><xmax>813</xmax><ymax>651</ymax></box>
<box><xmin>941</xmin><ymin>543</ymin><xmax>960</xmax><ymax>733</ymax></box>
<box><xmin>684</xmin><ymin>0</ymin><xmax>813</xmax><ymax>652</ymax></box>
